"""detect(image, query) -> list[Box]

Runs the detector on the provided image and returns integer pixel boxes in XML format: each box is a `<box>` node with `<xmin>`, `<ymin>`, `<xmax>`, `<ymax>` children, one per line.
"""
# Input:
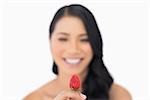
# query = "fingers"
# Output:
<box><xmin>80</xmin><ymin>93</ymin><xmax>87</xmax><ymax>100</ymax></box>
<box><xmin>53</xmin><ymin>90</ymin><xmax>86</xmax><ymax>100</ymax></box>
<box><xmin>66</xmin><ymin>91</ymin><xmax>86</xmax><ymax>100</ymax></box>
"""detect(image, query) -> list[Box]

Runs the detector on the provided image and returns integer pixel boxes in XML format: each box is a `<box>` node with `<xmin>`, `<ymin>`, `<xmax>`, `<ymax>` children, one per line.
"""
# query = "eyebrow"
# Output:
<box><xmin>57</xmin><ymin>32</ymin><xmax>69</xmax><ymax>36</ymax></box>
<box><xmin>57</xmin><ymin>32</ymin><xmax>88</xmax><ymax>37</ymax></box>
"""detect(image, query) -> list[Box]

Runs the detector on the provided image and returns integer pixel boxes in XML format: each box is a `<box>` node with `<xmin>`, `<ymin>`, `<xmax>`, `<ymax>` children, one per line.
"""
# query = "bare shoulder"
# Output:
<box><xmin>23</xmin><ymin>79</ymin><xmax>56</xmax><ymax>100</ymax></box>
<box><xmin>109</xmin><ymin>83</ymin><xmax>132</xmax><ymax>100</ymax></box>
<box><xmin>23</xmin><ymin>90</ymin><xmax>44</xmax><ymax>100</ymax></box>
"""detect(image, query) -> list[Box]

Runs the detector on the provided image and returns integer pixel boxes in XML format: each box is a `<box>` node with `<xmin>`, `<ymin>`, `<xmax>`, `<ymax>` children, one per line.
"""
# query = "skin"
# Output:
<box><xmin>24</xmin><ymin>16</ymin><xmax>132</xmax><ymax>100</ymax></box>
<box><xmin>50</xmin><ymin>16</ymin><xmax>93</xmax><ymax>83</ymax></box>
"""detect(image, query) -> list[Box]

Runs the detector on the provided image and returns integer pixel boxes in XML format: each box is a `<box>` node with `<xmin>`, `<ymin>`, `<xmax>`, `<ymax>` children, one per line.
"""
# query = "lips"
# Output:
<box><xmin>64</xmin><ymin>58</ymin><xmax>83</xmax><ymax>65</ymax></box>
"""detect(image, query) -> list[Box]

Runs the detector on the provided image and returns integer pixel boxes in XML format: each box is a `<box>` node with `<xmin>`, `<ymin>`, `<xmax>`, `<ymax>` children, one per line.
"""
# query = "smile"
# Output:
<box><xmin>64</xmin><ymin>58</ymin><xmax>83</xmax><ymax>65</ymax></box>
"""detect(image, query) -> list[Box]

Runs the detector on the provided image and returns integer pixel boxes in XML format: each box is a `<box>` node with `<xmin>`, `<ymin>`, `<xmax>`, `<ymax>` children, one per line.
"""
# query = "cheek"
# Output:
<box><xmin>51</xmin><ymin>40</ymin><xmax>65</xmax><ymax>58</ymax></box>
<box><xmin>82</xmin><ymin>44</ymin><xmax>93</xmax><ymax>57</ymax></box>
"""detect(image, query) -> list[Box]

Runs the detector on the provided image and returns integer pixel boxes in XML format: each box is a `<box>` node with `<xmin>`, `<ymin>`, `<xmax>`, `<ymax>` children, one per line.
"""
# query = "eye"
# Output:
<box><xmin>58</xmin><ymin>38</ymin><xmax>68</xmax><ymax>42</ymax></box>
<box><xmin>80</xmin><ymin>38</ymin><xmax>89</xmax><ymax>42</ymax></box>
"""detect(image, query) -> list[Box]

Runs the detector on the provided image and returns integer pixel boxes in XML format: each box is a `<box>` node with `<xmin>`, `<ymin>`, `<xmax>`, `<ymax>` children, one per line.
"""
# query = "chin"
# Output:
<box><xmin>66</xmin><ymin>71</ymin><xmax>80</xmax><ymax>75</ymax></box>
<box><xmin>65</xmin><ymin>69</ymin><xmax>86</xmax><ymax>76</ymax></box>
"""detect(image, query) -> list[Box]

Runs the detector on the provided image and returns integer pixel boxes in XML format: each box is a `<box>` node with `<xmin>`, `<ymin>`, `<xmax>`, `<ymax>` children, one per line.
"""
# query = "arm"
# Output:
<box><xmin>23</xmin><ymin>91</ymin><xmax>53</xmax><ymax>100</ymax></box>
<box><xmin>109</xmin><ymin>83</ymin><xmax>132</xmax><ymax>100</ymax></box>
<box><xmin>23</xmin><ymin>90</ymin><xmax>85</xmax><ymax>100</ymax></box>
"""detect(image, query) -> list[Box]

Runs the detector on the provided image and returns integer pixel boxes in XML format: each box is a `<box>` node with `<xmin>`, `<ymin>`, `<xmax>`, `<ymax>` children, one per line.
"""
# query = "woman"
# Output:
<box><xmin>24</xmin><ymin>4</ymin><xmax>131</xmax><ymax>100</ymax></box>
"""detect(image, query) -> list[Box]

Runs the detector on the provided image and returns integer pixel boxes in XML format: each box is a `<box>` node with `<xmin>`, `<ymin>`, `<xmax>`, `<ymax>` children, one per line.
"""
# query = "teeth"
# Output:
<box><xmin>65</xmin><ymin>58</ymin><xmax>82</xmax><ymax>64</ymax></box>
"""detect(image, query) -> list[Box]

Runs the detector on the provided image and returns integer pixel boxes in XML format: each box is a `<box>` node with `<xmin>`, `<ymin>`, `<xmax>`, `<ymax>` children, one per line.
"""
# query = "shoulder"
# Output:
<box><xmin>109</xmin><ymin>83</ymin><xmax>132</xmax><ymax>100</ymax></box>
<box><xmin>23</xmin><ymin>90</ymin><xmax>45</xmax><ymax>100</ymax></box>
<box><xmin>23</xmin><ymin>79</ymin><xmax>56</xmax><ymax>100</ymax></box>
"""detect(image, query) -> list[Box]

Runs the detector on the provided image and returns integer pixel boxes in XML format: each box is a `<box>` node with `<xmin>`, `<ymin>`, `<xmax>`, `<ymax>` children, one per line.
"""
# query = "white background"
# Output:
<box><xmin>0</xmin><ymin>0</ymin><xmax>149</xmax><ymax>100</ymax></box>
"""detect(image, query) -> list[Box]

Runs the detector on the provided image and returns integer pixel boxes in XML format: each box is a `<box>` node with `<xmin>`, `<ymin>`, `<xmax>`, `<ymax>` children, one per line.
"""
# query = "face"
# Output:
<box><xmin>50</xmin><ymin>16</ymin><xmax>93</xmax><ymax>75</ymax></box>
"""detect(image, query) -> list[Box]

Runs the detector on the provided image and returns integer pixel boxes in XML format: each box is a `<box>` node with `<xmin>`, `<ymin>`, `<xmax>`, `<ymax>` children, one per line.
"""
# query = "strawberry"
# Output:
<box><xmin>69</xmin><ymin>74</ymin><xmax>80</xmax><ymax>91</ymax></box>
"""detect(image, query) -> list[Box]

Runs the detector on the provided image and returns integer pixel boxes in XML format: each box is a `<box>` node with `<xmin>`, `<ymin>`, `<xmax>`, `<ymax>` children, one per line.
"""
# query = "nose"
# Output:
<box><xmin>67</xmin><ymin>40</ymin><xmax>80</xmax><ymax>54</ymax></box>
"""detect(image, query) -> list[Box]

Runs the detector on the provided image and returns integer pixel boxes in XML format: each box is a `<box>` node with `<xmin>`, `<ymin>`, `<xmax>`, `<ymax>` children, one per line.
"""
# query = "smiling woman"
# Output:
<box><xmin>50</xmin><ymin>16</ymin><xmax>93</xmax><ymax>76</ymax></box>
<box><xmin>24</xmin><ymin>4</ymin><xmax>132</xmax><ymax>100</ymax></box>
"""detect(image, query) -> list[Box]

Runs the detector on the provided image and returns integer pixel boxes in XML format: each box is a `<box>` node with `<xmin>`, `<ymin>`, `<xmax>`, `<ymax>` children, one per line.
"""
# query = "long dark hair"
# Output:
<box><xmin>49</xmin><ymin>4</ymin><xmax>113</xmax><ymax>100</ymax></box>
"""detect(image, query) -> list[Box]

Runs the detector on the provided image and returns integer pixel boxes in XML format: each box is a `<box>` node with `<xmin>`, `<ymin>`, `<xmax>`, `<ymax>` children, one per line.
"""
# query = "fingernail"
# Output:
<box><xmin>80</xmin><ymin>94</ymin><xmax>87</xmax><ymax>99</ymax></box>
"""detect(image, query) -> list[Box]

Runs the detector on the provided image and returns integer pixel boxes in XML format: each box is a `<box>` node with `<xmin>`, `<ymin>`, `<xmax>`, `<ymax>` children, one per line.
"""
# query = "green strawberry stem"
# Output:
<box><xmin>71</xmin><ymin>88</ymin><xmax>80</xmax><ymax>92</ymax></box>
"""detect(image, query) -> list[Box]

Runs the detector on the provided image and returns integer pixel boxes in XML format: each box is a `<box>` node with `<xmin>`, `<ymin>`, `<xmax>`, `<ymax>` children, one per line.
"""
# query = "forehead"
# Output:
<box><xmin>53</xmin><ymin>16</ymin><xmax>87</xmax><ymax>36</ymax></box>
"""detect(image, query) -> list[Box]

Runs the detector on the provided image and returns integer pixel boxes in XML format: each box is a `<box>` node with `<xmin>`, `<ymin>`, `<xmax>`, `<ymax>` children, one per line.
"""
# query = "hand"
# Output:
<box><xmin>52</xmin><ymin>90</ymin><xmax>86</xmax><ymax>100</ymax></box>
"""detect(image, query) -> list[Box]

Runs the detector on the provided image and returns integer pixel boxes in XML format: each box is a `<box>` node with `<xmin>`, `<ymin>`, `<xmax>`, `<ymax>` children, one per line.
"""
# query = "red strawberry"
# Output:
<box><xmin>69</xmin><ymin>74</ymin><xmax>80</xmax><ymax>91</ymax></box>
